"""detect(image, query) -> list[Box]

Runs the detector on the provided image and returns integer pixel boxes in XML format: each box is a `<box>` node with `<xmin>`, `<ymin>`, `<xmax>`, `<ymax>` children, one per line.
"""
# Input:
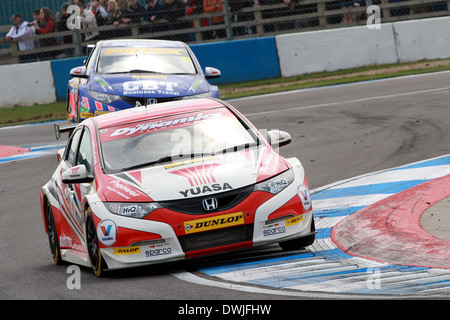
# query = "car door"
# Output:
<box><xmin>59</xmin><ymin>126</ymin><xmax>95</xmax><ymax>248</ymax></box>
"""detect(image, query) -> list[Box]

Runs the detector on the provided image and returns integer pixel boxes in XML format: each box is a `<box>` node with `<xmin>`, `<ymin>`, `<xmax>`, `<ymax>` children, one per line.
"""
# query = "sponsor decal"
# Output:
<box><xmin>104</xmin><ymin>112</ymin><xmax>222</xmax><ymax>141</ymax></box>
<box><xmin>106</xmin><ymin>179</ymin><xmax>140</xmax><ymax>200</ymax></box>
<box><xmin>113</xmin><ymin>247</ymin><xmax>141</xmax><ymax>255</ymax></box>
<box><xmin>122</xmin><ymin>80</ymin><xmax>179</xmax><ymax>95</ymax></box>
<box><xmin>263</xmin><ymin>223</ymin><xmax>285</xmax><ymax>236</ymax></box>
<box><xmin>286</xmin><ymin>215</ymin><xmax>303</xmax><ymax>226</ymax></box>
<box><xmin>298</xmin><ymin>185</ymin><xmax>312</xmax><ymax>211</ymax></box>
<box><xmin>145</xmin><ymin>247</ymin><xmax>172</xmax><ymax>257</ymax></box>
<box><xmin>97</xmin><ymin>220</ymin><xmax>117</xmax><ymax>246</ymax></box>
<box><xmin>59</xmin><ymin>235</ymin><xmax>73</xmax><ymax>248</ymax></box>
<box><xmin>179</xmin><ymin>183</ymin><xmax>232</xmax><ymax>198</ymax></box>
<box><xmin>263</xmin><ymin>215</ymin><xmax>303</xmax><ymax>237</ymax></box>
<box><xmin>184</xmin><ymin>212</ymin><xmax>244</xmax><ymax>234</ymax></box>
<box><xmin>171</xmin><ymin>163</ymin><xmax>233</xmax><ymax>198</ymax></box>
<box><xmin>105</xmin><ymin>48</ymin><xmax>184</xmax><ymax>56</ymax></box>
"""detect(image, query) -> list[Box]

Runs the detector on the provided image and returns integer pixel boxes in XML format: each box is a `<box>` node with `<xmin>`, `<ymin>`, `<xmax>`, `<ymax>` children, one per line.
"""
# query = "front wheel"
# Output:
<box><xmin>86</xmin><ymin>213</ymin><xmax>107</xmax><ymax>277</ymax></box>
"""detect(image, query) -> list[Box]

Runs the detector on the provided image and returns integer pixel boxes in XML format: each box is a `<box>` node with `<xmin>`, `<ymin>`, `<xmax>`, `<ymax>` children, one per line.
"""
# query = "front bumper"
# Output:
<box><xmin>91</xmin><ymin>164</ymin><xmax>314</xmax><ymax>271</ymax></box>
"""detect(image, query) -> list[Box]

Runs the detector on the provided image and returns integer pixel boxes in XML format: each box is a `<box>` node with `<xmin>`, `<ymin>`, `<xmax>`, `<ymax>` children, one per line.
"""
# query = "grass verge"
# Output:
<box><xmin>1</xmin><ymin>59</ymin><xmax>449</xmax><ymax>127</ymax></box>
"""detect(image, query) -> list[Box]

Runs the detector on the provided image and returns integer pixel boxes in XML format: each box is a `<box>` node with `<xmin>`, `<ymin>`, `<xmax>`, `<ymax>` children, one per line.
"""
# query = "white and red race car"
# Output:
<box><xmin>40</xmin><ymin>98</ymin><xmax>315</xmax><ymax>276</ymax></box>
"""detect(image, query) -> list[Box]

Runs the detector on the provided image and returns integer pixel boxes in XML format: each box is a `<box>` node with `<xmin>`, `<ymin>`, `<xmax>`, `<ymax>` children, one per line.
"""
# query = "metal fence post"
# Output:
<box><xmin>222</xmin><ymin>0</ymin><xmax>234</xmax><ymax>40</ymax></box>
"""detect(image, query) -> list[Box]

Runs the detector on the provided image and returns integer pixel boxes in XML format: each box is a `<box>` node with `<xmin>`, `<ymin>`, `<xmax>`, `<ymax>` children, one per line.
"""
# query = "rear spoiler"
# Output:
<box><xmin>54</xmin><ymin>123</ymin><xmax>77</xmax><ymax>140</ymax></box>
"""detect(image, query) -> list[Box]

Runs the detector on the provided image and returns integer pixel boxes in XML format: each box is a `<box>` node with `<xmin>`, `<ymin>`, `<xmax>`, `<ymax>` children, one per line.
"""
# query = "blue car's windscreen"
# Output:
<box><xmin>97</xmin><ymin>46</ymin><xmax>197</xmax><ymax>75</ymax></box>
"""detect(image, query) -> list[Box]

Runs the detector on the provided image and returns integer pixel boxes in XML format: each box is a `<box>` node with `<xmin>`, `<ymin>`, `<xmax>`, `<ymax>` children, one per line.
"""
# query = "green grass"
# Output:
<box><xmin>1</xmin><ymin>59</ymin><xmax>449</xmax><ymax>127</ymax></box>
<box><xmin>0</xmin><ymin>102</ymin><xmax>67</xmax><ymax>127</ymax></box>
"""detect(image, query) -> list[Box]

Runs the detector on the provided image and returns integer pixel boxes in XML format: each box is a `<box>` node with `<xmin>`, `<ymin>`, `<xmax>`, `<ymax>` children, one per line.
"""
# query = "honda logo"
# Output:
<box><xmin>202</xmin><ymin>198</ymin><xmax>218</xmax><ymax>211</ymax></box>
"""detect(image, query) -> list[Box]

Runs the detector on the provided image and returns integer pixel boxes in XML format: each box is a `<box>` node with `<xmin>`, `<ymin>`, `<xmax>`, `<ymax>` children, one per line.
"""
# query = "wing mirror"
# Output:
<box><xmin>267</xmin><ymin>130</ymin><xmax>291</xmax><ymax>147</ymax></box>
<box><xmin>205</xmin><ymin>67</ymin><xmax>221</xmax><ymax>79</ymax></box>
<box><xmin>62</xmin><ymin>165</ymin><xmax>94</xmax><ymax>184</ymax></box>
<box><xmin>70</xmin><ymin>66</ymin><xmax>88</xmax><ymax>78</ymax></box>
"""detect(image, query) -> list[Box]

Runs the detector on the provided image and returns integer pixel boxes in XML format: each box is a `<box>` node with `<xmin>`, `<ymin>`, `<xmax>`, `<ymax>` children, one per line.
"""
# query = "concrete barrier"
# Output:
<box><xmin>275</xmin><ymin>24</ymin><xmax>398</xmax><ymax>77</ymax></box>
<box><xmin>393</xmin><ymin>17</ymin><xmax>450</xmax><ymax>63</ymax></box>
<box><xmin>0</xmin><ymin>61</ymin><xmax>56</xmax><ymax>108</ymax></box>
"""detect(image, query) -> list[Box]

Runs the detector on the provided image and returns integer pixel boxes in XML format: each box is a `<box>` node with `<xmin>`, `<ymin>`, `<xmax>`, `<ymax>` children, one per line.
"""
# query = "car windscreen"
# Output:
<box><xmin>97</xmin><ymin>46</ymin><xmax>197</xmax><ymax>75</ymax></box>
<box><xmin>99</xmin><ymin>108</ymin><xmax>259</xmax><ymax>172</ymax></box>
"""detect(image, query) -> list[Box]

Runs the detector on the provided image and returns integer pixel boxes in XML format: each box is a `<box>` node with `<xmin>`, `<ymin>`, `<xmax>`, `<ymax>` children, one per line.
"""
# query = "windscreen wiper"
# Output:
<box><xmin>120</xmin><ymin>152</ymin><xmax>212</xmax><ymax>171</ymax></box>
<box><xmin>212</xmin><ymin>141</ymin><xmax>260</xmax><ymax>155</ymax></box>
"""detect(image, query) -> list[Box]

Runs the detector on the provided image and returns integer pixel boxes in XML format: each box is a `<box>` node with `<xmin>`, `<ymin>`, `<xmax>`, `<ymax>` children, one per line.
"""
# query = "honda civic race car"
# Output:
<box><xmin>40</xmin><ymin>98</ymin><xmax>315</xmax><ymax>276</ymax></box>
<box><xmin>67</xmin><ymin>39</ymin><xmax>220</xmax><ymax>123</ymax></box>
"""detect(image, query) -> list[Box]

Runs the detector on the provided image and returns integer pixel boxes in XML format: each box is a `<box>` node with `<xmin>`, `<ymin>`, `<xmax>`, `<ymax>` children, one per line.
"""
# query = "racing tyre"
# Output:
<box><xmin>86</xmin><ymin>213</ymin><xmax>107</xmax><ymax>277</ymax></box>
<box><xmin>46</xmin><ymin>205</ymin><xmax>63</xmax><ymax>265</ymax></box>
<box><xmin>279</xmin><ymin>219</ymin><xmax>315</xmax><ymax>251</ymax></box>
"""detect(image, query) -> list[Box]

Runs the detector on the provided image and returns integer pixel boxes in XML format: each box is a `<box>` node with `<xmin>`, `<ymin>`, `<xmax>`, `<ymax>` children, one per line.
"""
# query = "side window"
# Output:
<box><xmin>76</xmin><ymin>129</ymin><xmax>94</xmax><ymax>174</ymax></box>
<box><xmin>85</xmin><ymin>45</ymin><xmax>98</xmax><ymax>74</ymax></box>
<box><xmin>66</xmin><ymin>128</ymin><xmax>83</xmax><ymax>166</ymax></box>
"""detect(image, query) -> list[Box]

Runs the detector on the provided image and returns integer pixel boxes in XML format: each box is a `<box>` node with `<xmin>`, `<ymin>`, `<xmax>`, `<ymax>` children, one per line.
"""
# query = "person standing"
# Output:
<box><xmin>77</xmin><ymin>0</ymin><xmax>101</xmax><ymax>42</ymax></box>
<box><xmin>5</xmin><ymin>13</ymin><xmax>35</xmax><ymax>63</ymax></box>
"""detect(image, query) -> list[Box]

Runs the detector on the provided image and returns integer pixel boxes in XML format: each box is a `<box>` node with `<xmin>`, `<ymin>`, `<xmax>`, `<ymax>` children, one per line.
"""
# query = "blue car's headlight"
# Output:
<box><xmin>89</xmin><ymin>90</ymin><xmax>121</xmax><ymax>104</ymax></box>
<box><xmin>253</xmin><ymin>169</ymin><xmax>294</xmax><ymax>194</ymax></box>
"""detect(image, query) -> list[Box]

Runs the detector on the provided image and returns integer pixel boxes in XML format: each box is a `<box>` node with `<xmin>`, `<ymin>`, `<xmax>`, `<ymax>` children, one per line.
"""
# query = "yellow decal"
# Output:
<box><xmin>163</xmin><ymin>156</ymin><xmax>219</xmax><ymax>169</ymax></box>
<box><xmin>184</xmin><ymin>212</ymin><xmax>244</xmax><ymax>234</ymax></box>
<box><xmin>113</xmin><ymin>247</ymin><xmax>141</xmax><ymax>255</ymax></box>
<box><xmin>286</xmin><ymin>215</ymin><xmax>303</xmax><ymax>227</ymax></box>
<box><xmin>105</xmin><ymin>48</ymin><xmax>183</xmax><ymax>55</ymax></box>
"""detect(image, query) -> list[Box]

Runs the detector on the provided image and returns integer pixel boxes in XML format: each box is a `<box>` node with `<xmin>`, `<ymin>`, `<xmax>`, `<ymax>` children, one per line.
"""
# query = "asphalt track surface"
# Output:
<box><xmin>2</xmin><ymin>71</ymin><xmax>450</xmax><ymax>300</ymax></box>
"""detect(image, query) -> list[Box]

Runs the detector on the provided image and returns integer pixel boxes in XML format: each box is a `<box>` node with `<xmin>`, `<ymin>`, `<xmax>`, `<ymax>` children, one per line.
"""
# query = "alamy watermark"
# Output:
<box><xmin>66</xmin><ymin>5</ymin><xmax>81</xmax><ymax>30</ymax></box>
<box><xmin>366</xmin><ymin>268</ymin><xmax>381</xmax><ymax>290</ymax></box>
<box><xmin>367</xmin><ymin>5</ymin><xmax>381</xmax><ymax>30</ymax></box>
<box><xmin>66</xmin><ymin>265</ymin><xmax>81</xmax><ymax>289</ymax></box>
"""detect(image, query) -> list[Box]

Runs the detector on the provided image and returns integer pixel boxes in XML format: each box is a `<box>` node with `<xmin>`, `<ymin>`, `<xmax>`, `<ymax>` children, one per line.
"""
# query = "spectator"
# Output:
<box><xmin>105</xmin><ymin>0</ymin><xmax>120</xmax><ymax>25</ymax></box>
<box><xmin>55</xmin><ymin>3</ymin><xmax>73</xmax><ymax>56</ymax></box>
<box><xmin>144</xmin><ymin>0</ymin><xmax>163</xmax><ymax>34</ymax></box>
<box><xmin>77</xmin><ymin>0</ymin><xmax>101</xmax><ymax>42</ymax></box>
<box><xmin>161</xmin><ymin>0</ymin><xmax>191</xmax><ymax>42</ymax></box>
<box><xmin>88</xmin><ymin>0</ymin><xmax>108</xmax><ymax>26</ymax></box>
<box><xmin>116</xmin><ymin>0</ymin><xmax>130</xmax><ymax>20</ymax></box>
<box><xmin>123</xmin><ymin>0</ymin><xmax>146</xmax><ymax>23</ymax></box>
<box><xmin>103</xmin><ymin>0</ymin><xmax>123</xmax><ymax>38</ymax></box>
<box><xmin>5</xmin><ymin>13</ymin><xmax>35</xmax><ymax>63</ymax></box>
<box><xmin>203</xmin><ymin>0</ymin><xmax>225</xmax><ymax>38</ymax></box>
<box><xmin>145</xmin><ymin>0</ymin><xmax>162</xmax><ymax>23</ymax></box>
<box><xmin>33</xmin><ymin>7</ymin><xmax>60</xmax><ymax>60</ymax></box>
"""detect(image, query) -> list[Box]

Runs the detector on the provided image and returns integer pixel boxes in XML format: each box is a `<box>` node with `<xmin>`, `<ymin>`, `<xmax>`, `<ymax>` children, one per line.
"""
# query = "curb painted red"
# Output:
<box><xmin>0</xmin><ymin>145</ymin><xmax>30</xmax><ymax>158</ymax></box>
<box><xmin>331</xmin><ymin>174</ymin><xmax>450</xmax><ymax>269</ymax></box>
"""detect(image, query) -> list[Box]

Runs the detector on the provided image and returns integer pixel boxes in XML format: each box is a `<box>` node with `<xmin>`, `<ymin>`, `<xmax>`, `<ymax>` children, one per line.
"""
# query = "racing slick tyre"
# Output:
<box><xmin>278</xmin><ymin>219</ymin><xmax>316</xmax><ymax>251</ymax></box>
<box><xmin>86</xmin><ymin>212</ymin><xmax>107</xmax><ymax>277</ymax></box>
<box><xmin>46</xmin><ymin>205</ymin><xmax>63</xmax><ymax>265</ymax></box>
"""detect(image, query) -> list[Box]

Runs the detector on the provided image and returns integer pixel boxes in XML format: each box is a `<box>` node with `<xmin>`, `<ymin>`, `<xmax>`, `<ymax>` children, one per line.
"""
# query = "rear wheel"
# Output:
<box><xmin>86</xmin><ymin>213</ymin><xmax>106</xmax><ymax>277</ymax></box>
<box><xmin>279</xmin><ymin>219</ymin><xmax>315</xmax><ymax>251</ymax></box>
<box><xmin>46</xmin><ymin>205</ymin><xmax>63</xmax><ymax>265</ymax></box>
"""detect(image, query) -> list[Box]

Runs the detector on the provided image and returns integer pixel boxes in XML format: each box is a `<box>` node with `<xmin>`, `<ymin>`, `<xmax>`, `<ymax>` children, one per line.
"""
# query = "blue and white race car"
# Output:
<box><xmin>67</xmin><ymin>39</ymin><xmax>221</xmax><ymax>123</ymax></box>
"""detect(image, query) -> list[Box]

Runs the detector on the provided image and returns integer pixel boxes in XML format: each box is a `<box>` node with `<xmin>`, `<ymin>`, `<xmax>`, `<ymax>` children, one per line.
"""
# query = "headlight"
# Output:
<box><xmin>254</xmin><ymin>169</ymin><xmax>294</xmax><ymax>194</ymax></box>
<box><xmin>105</xmin><ymin>202</ymin><xmax>162</xmax><ymax>219</ymax></box>
<box><xmin>89</xmin><ymin>90</ymin><xmax>121</xmax><ymax>104</ymax></box>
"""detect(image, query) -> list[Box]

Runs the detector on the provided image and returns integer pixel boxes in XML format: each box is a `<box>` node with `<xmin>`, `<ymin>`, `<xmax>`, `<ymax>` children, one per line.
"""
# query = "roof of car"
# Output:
<box><xmin>92</xmin><ymin>98</ymin><xmax>228</xmax><ymax>129</ymax></box>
